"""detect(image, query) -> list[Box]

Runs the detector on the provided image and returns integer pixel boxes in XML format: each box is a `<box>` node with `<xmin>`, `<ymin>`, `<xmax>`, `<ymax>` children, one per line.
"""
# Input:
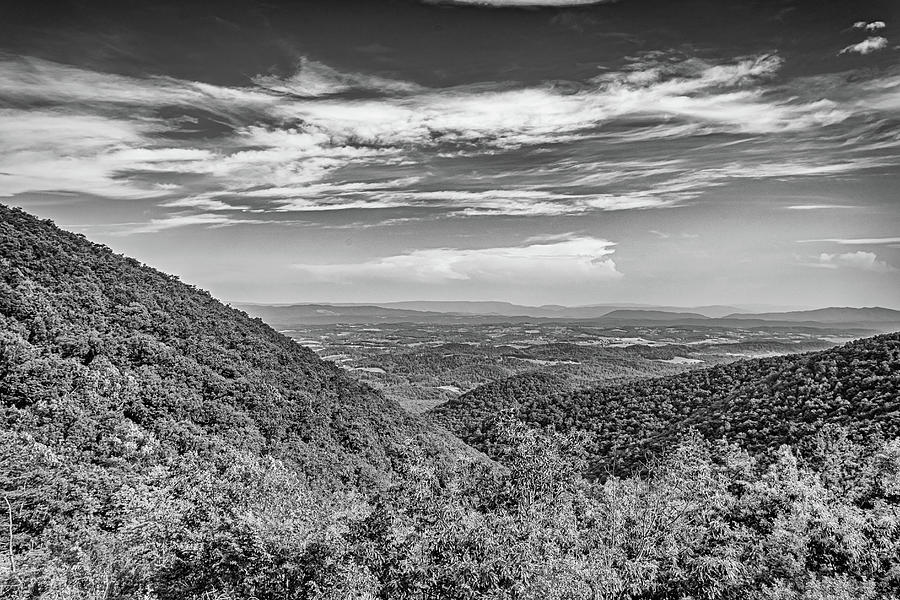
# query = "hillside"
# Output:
<box><xmin>598</xmin><ymin>309</ymin><xmax>709</xmax><ymax>321</ymax></box>
<box><xmin>725</xmin><ymin>307</ymin><xmax>900</xmax><ymax>324</ymax></box>
<box><xmin>430</xmin><ymin>333</ymin><xmax>900</xmax><ymax>476</ymax></box>
<box><xmin>2</xmin><ymin>206</ymin><xmax>900</xmax><ymax>598</ymax></box>
<box><xmin>236</xmin><ymin>302</ymin><xmax>553</xmax><ymax>325</ymax></box>
<box><xmin>236</xmin><ymin>302</ymin><xmax>459</xmax><ymax>325</ymax></box>
<box><xmin>373</xmin><ymin>302</ymin><xmax>742</xmax><ymax>319</ymax></box>
<box><xmin>0</xmin><ymin>205</ymin><xmax>474</xmax><ymax>484</ymax></box>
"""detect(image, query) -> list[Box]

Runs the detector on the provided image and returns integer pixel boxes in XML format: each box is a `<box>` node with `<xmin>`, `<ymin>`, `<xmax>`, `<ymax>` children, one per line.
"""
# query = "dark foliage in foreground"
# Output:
<box><xmin>3</xmin><ymin>425</ymin><xmax>899</xmax><ymax>599</ymax></box>
<box><xmin>430</xmin><ymin>333</ymin><xmax>900</xmax><ymax>475</ymax></box>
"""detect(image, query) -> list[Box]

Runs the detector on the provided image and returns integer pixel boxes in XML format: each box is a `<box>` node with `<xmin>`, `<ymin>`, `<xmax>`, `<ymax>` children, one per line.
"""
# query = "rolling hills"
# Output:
<box><xmin>429</xmin><ymin>332</ymin><xmax>900</xmax><ymax>476</ymax></box>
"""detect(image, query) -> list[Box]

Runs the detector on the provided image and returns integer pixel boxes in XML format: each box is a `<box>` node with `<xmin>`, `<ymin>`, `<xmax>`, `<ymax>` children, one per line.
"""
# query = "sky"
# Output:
<box><xmin>0</xmin><ymin>0</ymin><xmax>898</xmax><ymax>308</ymax></box>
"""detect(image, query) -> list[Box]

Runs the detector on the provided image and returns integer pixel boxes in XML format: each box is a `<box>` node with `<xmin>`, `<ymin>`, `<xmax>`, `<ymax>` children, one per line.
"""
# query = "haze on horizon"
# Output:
<box><xmin>1</xmin><ymin>0</ymin><xmax>898</xmax><ymax>308</ymax></box>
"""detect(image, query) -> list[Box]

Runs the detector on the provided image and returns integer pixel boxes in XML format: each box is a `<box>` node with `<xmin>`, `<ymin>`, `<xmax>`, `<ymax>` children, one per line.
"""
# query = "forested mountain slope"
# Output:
<box><xmin>2</xmin><ymin>205</ymin><xmax>900</xmax><ymax>599</ymax></box>
<box><xmin>0</xmin><ymin>205</ymin><xmax>467</xmax><ymax>486</ymax></box>
<box><xmin>430</xmin><ymin>333</ymin><xmax>900</xmax><ymax>475</ymax></box>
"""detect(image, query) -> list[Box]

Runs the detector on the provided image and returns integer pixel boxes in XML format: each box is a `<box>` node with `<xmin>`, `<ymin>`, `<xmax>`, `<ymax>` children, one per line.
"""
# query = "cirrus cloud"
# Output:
<box><xmin>1</xmin><ymin>51</ymin><xmax>898</xmax><ymax>231</ymax></box>
<box><xmin>799</xmin><ymin>237</ymin><xmax>900</xmax><ymax>245</ymax></box>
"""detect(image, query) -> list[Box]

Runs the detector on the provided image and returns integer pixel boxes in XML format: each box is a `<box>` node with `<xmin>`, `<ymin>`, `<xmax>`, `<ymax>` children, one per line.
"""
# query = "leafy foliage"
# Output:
<box><xmin>430</xmin><ymin>333</ymin><xmax>900</xmax><ymax>476</ymax></box>
<box><xmin>0</xmin><ymin>204</ymin><xmax>473</xmax><ymax>589</ymax></box>
<box><xmin>0</xmin><ymin>205</ymin><xmax>466</xmax><ymax>486</ymax></box>
<box><xmin>3</xmin><ymin>426</ymin><xmax>900</xmax><ymax>599</ymax></box>
<box><xmin>2</xmin><ymin>206</ymin><xmax>900</xmax><ymax>599</ymax></box>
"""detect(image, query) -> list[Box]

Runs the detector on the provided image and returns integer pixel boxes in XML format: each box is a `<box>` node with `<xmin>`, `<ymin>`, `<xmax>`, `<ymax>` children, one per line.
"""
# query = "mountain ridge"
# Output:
<box><xmin>236</xmin><ymin>300</ymin><xmax>900</xmax><ymax>329</ymax></box>
<box><xmin>724</xmin><ymin>306</ymin><xmax>900</xmax><ymax>323</ymax></box>
<box><xmin>0</xmin><ymin>205</ymin><xmax>472</xmax><ymax>490</ymax></box>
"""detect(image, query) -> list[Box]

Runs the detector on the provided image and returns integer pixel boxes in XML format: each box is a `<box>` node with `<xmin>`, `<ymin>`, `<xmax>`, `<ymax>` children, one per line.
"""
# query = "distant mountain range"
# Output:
<box><xmin>237</xmin><ymin>301</ymin><xmax>900</xmax><ymax>331</ymax></box>
<box><xmin>352</xmin><ymin>301</ymin><xmax>748</xmax><ymax>319</ymax></box>
<box><xmin>599</xmin><ymin>309</ymin><xmax>710</xmax><ymax>321</ymax></box>
<box><xmin>723</xmin><ymin>307</ymin><xmax>900</xmax><ymax>323</ymax></box>
<box><xmin>235</xmin><ymin>303</ymin><xmax>531</xmax><ymax>326</ymax></box>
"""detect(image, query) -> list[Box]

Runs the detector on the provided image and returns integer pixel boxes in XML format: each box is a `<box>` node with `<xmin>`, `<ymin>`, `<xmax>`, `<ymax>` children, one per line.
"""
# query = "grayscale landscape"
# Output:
<box><xmin>239</xmin><ymin>302</ymin><xmax>890</xmax><ymax>412</ymax></box>
<box><xmin>1</xmin><ymin>0</ymin><xmax>899</xmax><ymax>599</ymax></box>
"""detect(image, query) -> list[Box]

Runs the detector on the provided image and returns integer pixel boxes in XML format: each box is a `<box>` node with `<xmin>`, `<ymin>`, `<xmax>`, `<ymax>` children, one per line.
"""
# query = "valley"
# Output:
<box><xmin>263</xmin><ymin>316</ymin><xmax>862</xmax><ymax>412</ymax></box>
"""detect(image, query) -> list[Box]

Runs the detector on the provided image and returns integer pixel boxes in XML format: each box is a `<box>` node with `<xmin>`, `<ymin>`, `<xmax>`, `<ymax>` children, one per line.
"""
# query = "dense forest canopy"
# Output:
<box><xmin>0</xmin><ymin>205</ymin><xmax>469</xmax><ymax>487</ymax></box>
<box><xmin>2</xmin><ymin>206</ymin><xmax>900</xmax><ymax>599</ymax></box>
<box><xmin>429</xmin><ymin>334</ymin><xmax>900</xmax><ymax>476</ymax></box>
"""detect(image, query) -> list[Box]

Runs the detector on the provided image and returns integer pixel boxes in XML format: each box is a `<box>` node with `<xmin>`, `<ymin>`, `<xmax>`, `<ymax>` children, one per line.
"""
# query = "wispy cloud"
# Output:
<box><xmin>253</xmin><ymin>57</ymin><xmax>423</xmax><ymax>98</ymax></box>
<box><xmin>0</xmin><ymin>109</ymin><xmax>171</xmax><ymax>199</ymax></box>
<box><xmin>292</xmin><ymin>236</ymin><xmax>621</xmax><ymax>284</ymax></box>
<box><xmin>649</xmin><ymin>230</ymin><xmax>699</xmax><ymax>239</ymax></box>
<box><xmin>1</xmin><ymin>51</ymin><xmax>898</xmax><ymax>228</ymax></box>
<box><xmin>784</xmin><ymin>204</ymin><xmax>854</xmax><ymax>210</ymax></box>
<box><xmin>799</xmin><ymin>237</ymin><xmax>900</xmax><ymax>245</ymax></box>
<box><xmin>386</xmin><ymin>189</ymin><xmax>676</xmax><ymax>215</ymax></box>
<box><xmin>112</xmin><ymin>213</ymin><xmax>266</xmax><ymax>235</ymax></box>
<box><xmin>161</xmin><ymin>194</ymin><xmax>250</xmax><ymax>211</ymax></box>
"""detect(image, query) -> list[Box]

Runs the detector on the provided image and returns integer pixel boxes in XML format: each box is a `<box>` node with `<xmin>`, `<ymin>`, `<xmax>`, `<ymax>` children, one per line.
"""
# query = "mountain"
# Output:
<box><xmin>429</xmin><ymin>332</ymin><xmax>900</xmax><ymax>476</ymax></box>
<box><xmin>235</xmin><ymin>302</ymin><xmax>464</xmax><ymax>325</ymax></box>
<box><xmin>0</xmin><ymin>205</ymin><xmax>470</xmax><ymax>488</ymax></box>
<box><xmin>240</xmin><ymin>302</ymin><xmax>896</xmax><ymax>328</ymax></box>
<box><xmin>371</xmin><ymin>300</ymin><xmax>542</xmax><ymax>316</ymax></box>
<box><xmin>580</xmin><ymin>303</ymin><xmax>746</xmax><ymax>318</ymax></box>
<box><xmin>234</xmin><ymin>302</ymin><xmax>566</xmax><ymax>325</ymax></box>
<box><xmin>235</xmin><ymin>302</ymin><xmax>747</xmax><ymax>325</ymax></box>
<box><xmin>598</xmin><ymin>309</ymin><xmax>710</xmax><ymax>321</ymax></box>
<box><xmin>725</xmin><ymin>307</ymin><xmax>900</xmax><ymax>324</ymax></box>
<box><xmin>328</xmin><ymin>301</ymin><xmax>745</xmax><ymax>319</ymax></box>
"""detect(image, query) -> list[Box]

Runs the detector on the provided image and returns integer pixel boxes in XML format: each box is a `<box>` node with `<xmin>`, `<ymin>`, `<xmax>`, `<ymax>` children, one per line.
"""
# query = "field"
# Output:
<box><xmin>275</xmin><ymin>320</ymin><xmax>853</xmax><ymax>412</ymax></box>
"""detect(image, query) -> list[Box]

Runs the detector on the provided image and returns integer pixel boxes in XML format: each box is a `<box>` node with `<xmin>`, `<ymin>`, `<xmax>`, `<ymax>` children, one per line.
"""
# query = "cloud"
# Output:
<box><xmin>809</xmin><ymin>251</ymin><xmax>895</xmax><ymax>272</ymax></box>
<box><xmin>649</xmin><ymin>230</ymin><xmax>699</xmax><ymax>239</ymax></box>
<box><xmin>853</xmin><ymin>21</ymin><xmax>886</xmax><ymax>31</ymax></box>
<box><xmin>264</xmin><ymin>54</ymin><xmax>849</xmax><ymax>152</ymax></box>
<box><xmin>0</xmin><ymin>55</ymin><xmax>272</xmax><ymax>108</ymax></box>
<box><xmin>1</xmin><ymin>51</ymin><xmax>898</xmax><ymax>227</ymax></box>
<box><xmin>253</xmin><ymin>57</ymin><xmax>423</xmax><ymax>97</ymax></box>
<box><xmin>161</xmin><ymin>194</ymin><xmax>250</xmax><ymax>211</ymax></box>
<box><xmin>799</xmin><ymin>237</ymin><xmax>900</xmax><ymax>245</ymax></box>
<box><xmin>384</xmin><ymin>189</ymin><xmax>676</xmax><ymax>215</ymax></box>
<box><xmin>115</xmin><ymin>213</ymin><xmax>265</xmax><ymax>235</ymax></box>
<box><xmin>840</xmin><ymin>37</ymin><xmax>889</xmax><ymax>55</ymax></box>
<box><xmin>292</xmin><ymin>236</ymin><xmax>621</xmax><ymax>284</ymax></box>
<box><xmin>0</xmin><ymin>109</ymin><xmax>170</xmax><ymax>199</ymax></box>
<box><xmin>241</xmin><ymin>185</ymin><xmax>681</xmax><ymax>216</ymax></box>
<box><xmin>784</xmin><ymin>204</ymin><xmax>854</xmax><ymax>210</ymax></box>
